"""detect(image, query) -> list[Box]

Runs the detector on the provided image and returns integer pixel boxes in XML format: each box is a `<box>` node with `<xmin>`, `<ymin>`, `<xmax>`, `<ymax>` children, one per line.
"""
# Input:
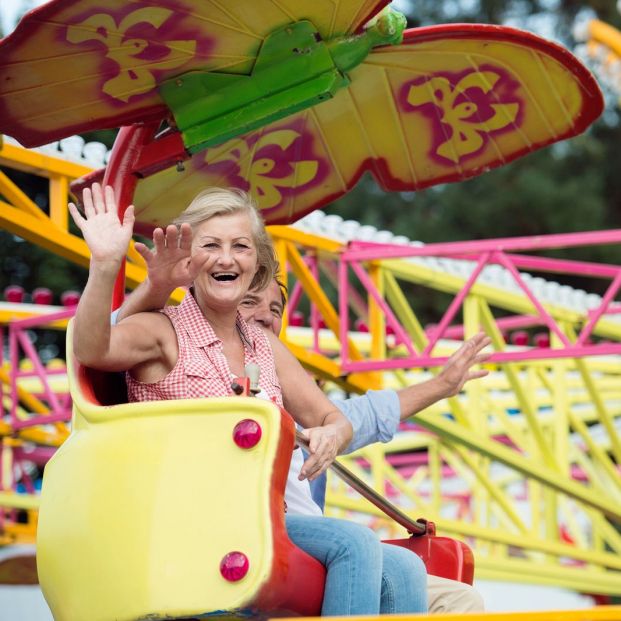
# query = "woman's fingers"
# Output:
<box><xmin>133</xmin><ymin>241</ymin><xmax>154</xmax><ymax>265</ymax></box>
<box><xmin>68</xmin><ymin>203</ymin><xmax>84</xmax><ymax>229</ymax></box>
<box><xmin>179</xmin><ymin>223</ymin><xmax>193</xmax><ymax>250</ymax></box>
<box><xmin>82</xmin><ymin>187</ymin><xmax>95</xmax><ymax>218</ymax></box>
<box><xmin>152</xmin><ymin>228</ymin><xmax>166</xmax><ymax>253</ymax></box>
<box><xmin>165</xmin><ymin>224</ymin><xmax>178</xmax><ymax>249</ymax></box>
<box><xmin>103</xmin><ymin>184</ymin><xmax>117</xmax><ymax>214</ymax></box>
<box><xmin>122</xmin><ymin>204</ymin><xmax>135</xmax><ymax>229</ymax></box>
<box><xmin>80</xmin><ymin>183</ymin><xmax>123</xmax><ymax>219</ymax></box>
<box><xmin>91</xmin><ymin>183</ymin><xmax>106</xmax><ymax>213</ymax></box>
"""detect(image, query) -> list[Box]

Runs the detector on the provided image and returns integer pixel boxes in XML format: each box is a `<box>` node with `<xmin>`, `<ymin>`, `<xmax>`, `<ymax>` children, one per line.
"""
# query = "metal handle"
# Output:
<box><xmin>295</xmin><ymin>431</ymin><xmax>426</xmax><ymax>535</ymax></box>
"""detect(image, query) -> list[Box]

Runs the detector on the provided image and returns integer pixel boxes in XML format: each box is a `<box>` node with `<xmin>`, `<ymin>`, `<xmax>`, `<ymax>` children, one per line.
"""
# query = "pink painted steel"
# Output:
<box><xmin>287</xmin><ymin>281</ymin><xmax>304</xmax><ymax>318</ymax></box>
<box><xmin>501</xmin><ymin>253</ymin><xmax>620</xmax><ymax>279</ymax></box>
<box><xmin>334</xmin><ymin>228</ymin><xmax>621</xmax><ymax>372</ymax></box>
<box><xmin>342</xmin><ymin>343</ymin><xmax>621</xmax><ymax>373</ymax></box>
<box><xmin>345</xmin><ymin>229</ymin><xmax>621</xmax><ymax>261</ymax></box>
<box><xmin>309</xmin><ymin>255</ymin><xmax>321</xmax><ymax>353</ymax></box>
<box><xmin>6</xmin><ymin>308</ymin><xmax>75</xmax><ymax>430</ymax></box>
<box><xmin>350</xmin><ymin>261</ymin><xmax>417</xmax><ymax>358</ymax></box>
<box><xmin>576</xmin><ymin>271</ymin><xmax>621</xmax><ymax>346</ymax></box>
<box><xmin>423</xmin><ymin>253</ymin><xmax>490</xmax><ymax>356</ymax></box>
<box><xmin>339</xmin><ymin>260</ymin><xmax>350</xmax><ymax>365</ymax></box>
<box><xmin>441</xmin><ymin>315</ymin><xmax>542</xmax><ymax>340</ymax></box>
<box><xmin>493</xmin><ymin>251</ymin><xmax>571</xmax><ymax>347</ymax></box>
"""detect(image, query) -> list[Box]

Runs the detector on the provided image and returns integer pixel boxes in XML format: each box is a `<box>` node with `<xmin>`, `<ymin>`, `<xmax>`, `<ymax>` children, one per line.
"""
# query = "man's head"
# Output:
<box><xmin>239</xmin><ymin>278</ymin><xmax>287</xmax><ymax>335</ymax></box>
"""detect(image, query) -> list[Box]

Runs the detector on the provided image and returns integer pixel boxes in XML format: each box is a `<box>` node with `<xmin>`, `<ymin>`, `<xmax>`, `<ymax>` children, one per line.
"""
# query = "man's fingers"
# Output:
<box><xmin>474</xmin><ymin>352</ymin><xmax>492</xmax><ymax>365</ymax></box>
<box><xmin>468</xmin><ymin>369</ymin><xmax>489</xmax><ymax>380</ymax></box>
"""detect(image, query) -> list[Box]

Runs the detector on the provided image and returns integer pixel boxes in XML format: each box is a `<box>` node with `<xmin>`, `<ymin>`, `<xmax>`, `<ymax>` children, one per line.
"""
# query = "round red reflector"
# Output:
<box><xmin>534</xmin><ymin>332</ymin><xmax>550</xmax><ymax>348</ymax></box>
<box><xmin>61</xmin><ymin>290</ymin><xmax>81</xmax><ymax>306</ymax></box>
<box><xmin>220</xmin><ymin>551</ymin><xmax>249</xmax><ymax>582</ymax></box>
<box><xmin>233</xmin><ymin>419</ymin><xmax>262</xmax><ymax>449</ymax></box>
<box><xmin>289</xmin><ymin>311</ymin><xmax>305</xmax><ymax>327</ymax></box>
<box><xmin>4</xmin><ymin>286</ymin><xmax>24</xmax><ymax>303</ymax></box>
<box><xmin>510</xmin><ymin>330</ymin><xmax>529</xmax><ymax>346</ymax></box>
<box><xmin>32</xmin><ymin>287</ymin><xmax>53</xmax><ymax>305</ymax></box>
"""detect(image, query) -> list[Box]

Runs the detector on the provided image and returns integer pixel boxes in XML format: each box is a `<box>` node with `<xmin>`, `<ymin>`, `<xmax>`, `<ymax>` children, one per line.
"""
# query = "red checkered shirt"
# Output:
<box><xmin>126</xmin><ymin>292</ymin><xmax>283</xmax><ymax>405</ymax></box>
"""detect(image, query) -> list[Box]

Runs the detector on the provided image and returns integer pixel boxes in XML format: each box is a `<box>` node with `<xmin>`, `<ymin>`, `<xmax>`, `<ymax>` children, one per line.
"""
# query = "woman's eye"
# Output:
<box><xmin>234</xmin><ymin>243</ymin><xmax>250</xmax><ymax>250</ymax></box>
<box><xmin>202</xmin><ymin>243</ymin><xmax>218</xmax><ymax>249</ymax></box>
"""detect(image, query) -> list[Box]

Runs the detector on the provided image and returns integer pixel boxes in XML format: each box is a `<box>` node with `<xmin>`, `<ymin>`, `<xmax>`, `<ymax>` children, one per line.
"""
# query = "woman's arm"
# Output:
<box><xmin>69</xmin><ymin>184</ymin><xmax>170</xmax><ymax>371</ymax></box>
<box><xmin>266</xmin><ymin>331</ymin><xmax>353</xmax><ymax>481</ymax></box>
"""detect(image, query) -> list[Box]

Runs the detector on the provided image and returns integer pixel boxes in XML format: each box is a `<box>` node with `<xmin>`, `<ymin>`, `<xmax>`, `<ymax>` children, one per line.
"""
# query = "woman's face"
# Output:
<box><xmin>191</xmin><ymin>212</ymin><xmax>259</xmax><ymax>310</ymax></box>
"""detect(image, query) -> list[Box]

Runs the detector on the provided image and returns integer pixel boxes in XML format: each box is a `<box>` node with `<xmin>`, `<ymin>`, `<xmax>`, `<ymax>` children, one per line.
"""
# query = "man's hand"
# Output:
<box><xmin>298</xmin><ymin>425</ymin><xmax>340</xmax><ymax>481</ymax></box>
<box><xmin>134</xmin><ymin>223</ymin><xmax>209</xmax><ymax>293</ymax></box>
<box><xmin>436</xmin><ymin>332</ymin><xmax>492</xmax><ymax>397</ymax></box>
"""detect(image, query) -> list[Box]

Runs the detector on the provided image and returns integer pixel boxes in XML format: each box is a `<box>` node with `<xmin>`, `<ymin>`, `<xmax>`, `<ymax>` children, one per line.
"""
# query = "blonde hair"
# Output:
<box><xmin>173</xmin><ymin>188</ymin><xmax>277</xmax><ymax>292</ymax></box>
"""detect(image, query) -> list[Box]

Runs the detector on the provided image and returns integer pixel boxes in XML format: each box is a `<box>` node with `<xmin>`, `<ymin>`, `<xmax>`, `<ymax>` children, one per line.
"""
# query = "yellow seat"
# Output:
<box><xmin>37</xmin><ymin>324</ymin><xmax>324</xmax><ymax>621</ymax></box>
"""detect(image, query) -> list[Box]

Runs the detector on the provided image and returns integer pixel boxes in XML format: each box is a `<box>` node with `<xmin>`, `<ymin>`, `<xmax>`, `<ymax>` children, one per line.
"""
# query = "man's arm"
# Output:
<box><xmin>333</xmin><ymin>390</ymin><xmax>401</xmax><ymax>455</ymax></box>
<box><xmin>336</xmin><ymin>333</ymin><xmax>491</xmax><ymax>454</ymax></box>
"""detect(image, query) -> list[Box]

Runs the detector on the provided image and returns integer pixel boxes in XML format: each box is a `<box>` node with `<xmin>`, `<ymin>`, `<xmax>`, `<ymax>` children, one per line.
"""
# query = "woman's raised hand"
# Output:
<box><xmin>134</xmin><ymin>224</ymin><xmax>210</xmax><ymax>292</ymax></box>
<box><xmin>69</xmin><ymin>183</ymin><xmax>135</xmax><ymax>267</ymax></box>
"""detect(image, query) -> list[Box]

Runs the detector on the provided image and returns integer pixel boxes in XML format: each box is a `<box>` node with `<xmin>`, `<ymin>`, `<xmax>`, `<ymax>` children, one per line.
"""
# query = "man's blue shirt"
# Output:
<box><xmin>308</xmin><ymin>389</ymin><xmax>400</xmax><ymax>510</ymax></box>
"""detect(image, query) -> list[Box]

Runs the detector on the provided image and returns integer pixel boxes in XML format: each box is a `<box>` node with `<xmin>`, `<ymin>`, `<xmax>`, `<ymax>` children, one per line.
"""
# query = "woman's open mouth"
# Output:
<box><xmin>211</xmin><ymin>272</ymin><xmax>239</xmax><ymax>283</ymax></box>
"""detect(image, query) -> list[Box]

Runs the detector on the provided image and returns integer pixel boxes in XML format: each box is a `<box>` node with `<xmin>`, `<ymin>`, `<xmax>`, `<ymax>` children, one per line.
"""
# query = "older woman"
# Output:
<box><xmin>69</xmin><ymin>183</ymin><xmax>427</xmax><ymax>616</ymax></box>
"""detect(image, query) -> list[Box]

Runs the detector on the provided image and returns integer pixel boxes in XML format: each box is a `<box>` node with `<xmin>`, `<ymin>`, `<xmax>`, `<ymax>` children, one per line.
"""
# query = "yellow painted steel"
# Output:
<box><xmin>282</xmin><ymin>607</ymin><xmax>621</xmax><ymax>621</ymax></box>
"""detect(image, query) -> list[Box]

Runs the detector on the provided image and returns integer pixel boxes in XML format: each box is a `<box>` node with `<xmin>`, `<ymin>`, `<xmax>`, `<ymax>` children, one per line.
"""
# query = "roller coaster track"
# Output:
<box><xmin>1</xmin><ymin>138</ymin><xmax>620</xmax><ymax>596</ymax></box>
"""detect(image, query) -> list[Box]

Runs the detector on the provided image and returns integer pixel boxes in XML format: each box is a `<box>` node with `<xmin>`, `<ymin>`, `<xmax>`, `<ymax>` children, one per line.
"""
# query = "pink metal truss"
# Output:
<box><xmin>336</xmin><ymin>229</ymin><xmax>621</xmax><ymax>372</ymax></box>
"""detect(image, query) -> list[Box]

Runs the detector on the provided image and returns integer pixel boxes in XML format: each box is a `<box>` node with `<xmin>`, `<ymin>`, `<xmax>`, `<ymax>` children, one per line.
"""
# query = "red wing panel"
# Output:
<box><xmin>0</xmin><ymin>0</ymin><xmax>389</xmax><ymax>147</ymax></box>
<box><xmin>130</xmin><ymin>24</ymin><xmax>603</xmax><ymax>227</ymax></box>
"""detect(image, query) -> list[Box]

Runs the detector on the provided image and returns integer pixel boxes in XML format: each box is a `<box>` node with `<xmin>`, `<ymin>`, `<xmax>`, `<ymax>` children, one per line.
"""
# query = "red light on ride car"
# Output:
<box><xmin>4</xmin><ymin>285</ymin><xmax>24</xmax><ymax>303</ymax></box>
<box><xmin>32</xmin><ymin>287</ymin><xmax>53</xmax><ymax>305</ymax></box>
<box><xmin>232</xmin><ymin>419</ymin><xmax>262</xmax><ymax>449</ymax></box>
<box><xmin>220</xmin><ymin>551</ymin><xmax>249</xmax><ymax>582</ymax></box>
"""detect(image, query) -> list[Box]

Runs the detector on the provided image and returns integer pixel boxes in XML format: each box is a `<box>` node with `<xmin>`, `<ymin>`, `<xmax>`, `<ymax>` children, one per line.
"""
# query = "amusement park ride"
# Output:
<box><xmin>0</xmin><ymin>0</ymin><xmax>621</xmax><ymax>619</ymax></box>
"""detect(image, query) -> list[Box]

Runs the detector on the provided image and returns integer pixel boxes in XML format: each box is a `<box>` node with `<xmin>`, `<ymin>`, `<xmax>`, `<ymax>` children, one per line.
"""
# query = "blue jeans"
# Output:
<box><xmin>286</xmin><ymin>515</ymin><xmax>427</xmax><ymax>615</ymax></box>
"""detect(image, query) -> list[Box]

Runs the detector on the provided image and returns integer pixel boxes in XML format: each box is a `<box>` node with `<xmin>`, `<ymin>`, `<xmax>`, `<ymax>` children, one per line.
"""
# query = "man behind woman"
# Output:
<box><xmin>69</xmin><ymin>183</ymin><xmax>428</xmax><ymax>615</ymax></box>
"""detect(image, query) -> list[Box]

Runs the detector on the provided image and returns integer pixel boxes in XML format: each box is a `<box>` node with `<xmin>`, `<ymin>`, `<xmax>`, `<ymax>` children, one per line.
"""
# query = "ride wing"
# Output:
<box><xmin>0</xmin><ymin>0</ymin><xmax>389</xmax><ymax>147</ymax></box>
<box><xmin>130</xmin><ymin>23</ymin><xmax>603</xmax><ymax>226</ymax></box>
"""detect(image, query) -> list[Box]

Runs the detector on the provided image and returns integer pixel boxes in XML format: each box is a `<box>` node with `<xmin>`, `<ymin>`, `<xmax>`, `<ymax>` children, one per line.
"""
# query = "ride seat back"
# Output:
<box><xmin>37</xmin><ymin>323</ymin><xmax>325</xmax><ymax>621</ymax></box>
